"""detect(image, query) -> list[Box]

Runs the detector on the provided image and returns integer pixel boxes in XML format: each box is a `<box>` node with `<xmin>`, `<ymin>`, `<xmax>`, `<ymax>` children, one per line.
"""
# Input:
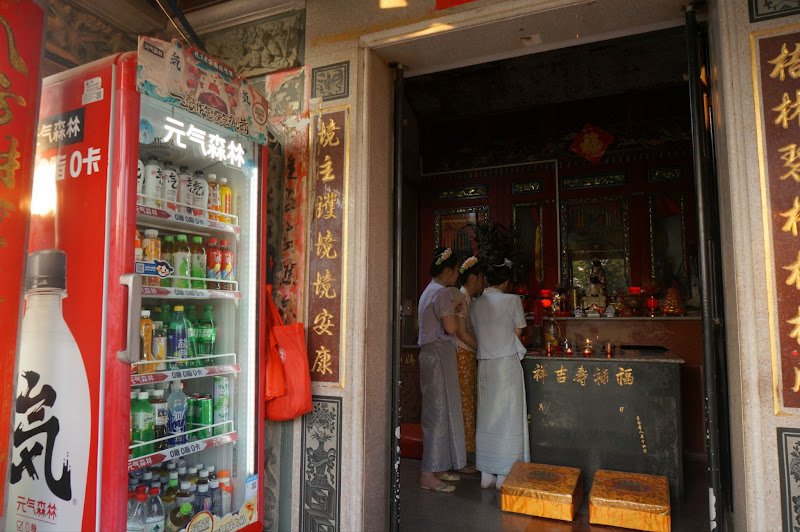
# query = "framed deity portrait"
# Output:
<box><xmin>560</xmin><ymin>195</ymin><xmax>630</xmax><ymax>292</ymax></box>
<box><xmin>512</xmin><ymin>202</ymin><xmax>544</xmax><ymax>287</ymax></box>
<box><xmin>434</xmin><ymin>205</ymin><xmax>489</xmax><ymax>256</ymax></box>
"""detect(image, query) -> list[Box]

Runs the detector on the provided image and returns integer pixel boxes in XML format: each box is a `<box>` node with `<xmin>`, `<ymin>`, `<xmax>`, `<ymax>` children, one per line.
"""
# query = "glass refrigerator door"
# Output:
<box><xmin>128</xmin><ymin>94</ymin><xmax>260</xmax><ymax>527</ymax></box>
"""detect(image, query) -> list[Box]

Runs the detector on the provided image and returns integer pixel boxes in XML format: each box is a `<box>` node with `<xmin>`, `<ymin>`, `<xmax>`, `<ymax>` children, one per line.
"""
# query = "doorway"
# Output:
<box><xmin>366</xmin><ymin>1</ymin><xmax>731</xmax><ymax>530</ymax></box>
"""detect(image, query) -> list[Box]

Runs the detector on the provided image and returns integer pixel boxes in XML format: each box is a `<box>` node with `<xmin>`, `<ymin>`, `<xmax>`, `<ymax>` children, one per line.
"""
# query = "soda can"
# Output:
<box><xmin>213</xmin><ymin>376</ymin><xmax>230</xmax><ymax>435</ymax></box>
<box><xmin>186</xmin><ymin>395</ymin><xmax>197</xmax><ymax>441</ymax></box>
<box><xmin>197</xmin><ymin>395</ymin><xmax>213</xmax><ymax>440</ymax></box>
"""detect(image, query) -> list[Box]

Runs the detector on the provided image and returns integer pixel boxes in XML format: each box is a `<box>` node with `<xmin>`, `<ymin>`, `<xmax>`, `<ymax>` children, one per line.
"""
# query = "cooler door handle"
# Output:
<box><xmin>118</xmin><ymin>272</ymin><xmax>142</xmax><ymax>364</ymax></box>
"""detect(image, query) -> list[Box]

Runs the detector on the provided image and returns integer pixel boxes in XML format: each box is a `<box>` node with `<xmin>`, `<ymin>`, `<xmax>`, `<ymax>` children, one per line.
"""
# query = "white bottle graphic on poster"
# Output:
<box><xmin>6</xmin><ymin>250</ymin><xmax>91</xmax><ymax>531</ymax></box>
<box><xmin>176</xmin><ymin>166</ymin><xmax>193</xmax><ymax>215</ymax></box>
<box><xmin>143</xmin><ymin>157</ymin><xmax>164</xmax><ymax>208</ymax></box>
<box><xmin>162</xmin><ymin>160</ymin><xmax>178</xmax><ymax>212</ymax></box>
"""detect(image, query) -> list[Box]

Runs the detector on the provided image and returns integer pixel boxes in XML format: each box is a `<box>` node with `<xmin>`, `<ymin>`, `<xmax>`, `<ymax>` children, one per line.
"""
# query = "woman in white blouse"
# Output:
<box><xmin>470</xmin><ymin>258</ymin><xmax>530</xmax><ymax>489</ymax></box>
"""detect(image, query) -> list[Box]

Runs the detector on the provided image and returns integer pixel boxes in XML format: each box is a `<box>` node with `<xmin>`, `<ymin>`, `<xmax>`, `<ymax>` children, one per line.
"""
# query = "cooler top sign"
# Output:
<box><xmin>136</xmin><ymin>36</ymin><xmax>269</xmax><ymax>145</ymax></box>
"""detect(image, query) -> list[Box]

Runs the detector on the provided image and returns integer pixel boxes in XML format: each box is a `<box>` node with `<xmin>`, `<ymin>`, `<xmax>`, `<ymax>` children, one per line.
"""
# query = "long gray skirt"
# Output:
<box><xmin>419</xmin><ymin>340</ymin><xmax>467</xmax><ymax>472</ymax></box>
<box><xmin>475</xmin><ymin>354</ymin><xmax>530</xmax><ymax>476</ymax></box>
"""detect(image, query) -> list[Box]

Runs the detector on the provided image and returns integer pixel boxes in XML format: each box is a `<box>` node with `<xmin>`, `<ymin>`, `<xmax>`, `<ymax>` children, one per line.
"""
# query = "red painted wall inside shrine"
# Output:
<box><xmin>411</xmin><ymin>86</ymin><xmax>698</xmax><ymax>301</ymax></box>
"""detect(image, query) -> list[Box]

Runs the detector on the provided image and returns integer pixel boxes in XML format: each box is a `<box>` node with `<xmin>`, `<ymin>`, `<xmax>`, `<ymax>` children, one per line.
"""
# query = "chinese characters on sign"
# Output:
<box><xmin>530</xmin><ymin>363</ymin><xmax>633</xmax><ymax>387</ymax></box>
<box><xmin>754</xmin><ymin>29</ymin><xmax>800</xmax><ymax>410</ymax></box>
<box><xmin>307</xmin><ymin>110</ymin><xmax>347</xmax><ymax>384</ymax></box>
<box><xmin>162</xmin><ymin>117</ymin><xmax>245</xmax><ymax>168</ymax></box>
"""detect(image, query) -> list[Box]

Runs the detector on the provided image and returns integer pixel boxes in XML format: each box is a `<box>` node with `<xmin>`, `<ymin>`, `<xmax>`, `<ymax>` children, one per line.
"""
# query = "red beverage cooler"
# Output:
<box><xmin>5</xmin><ymin>37</ymin><xmax>268</xmax><ymax>531</ymax></box>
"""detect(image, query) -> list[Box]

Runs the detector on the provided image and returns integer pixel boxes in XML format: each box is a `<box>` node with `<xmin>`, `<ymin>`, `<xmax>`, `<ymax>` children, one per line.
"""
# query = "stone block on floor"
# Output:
<box><xmin>500</xmin><ymin>461</ymin><xmax>582</xmax><ymax>521</ymax></box>
<box><xmin>589</xmin><ymin>469</ymin><xmax>671</xmax><ymax>532</ymax></box>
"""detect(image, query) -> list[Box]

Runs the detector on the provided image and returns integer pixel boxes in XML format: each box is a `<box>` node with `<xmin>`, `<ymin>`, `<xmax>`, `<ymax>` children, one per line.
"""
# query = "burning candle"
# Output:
<box><xmin>583</xmin><ymin>338</ymin><xmax>592</xmax><ymax>358</ymax></box>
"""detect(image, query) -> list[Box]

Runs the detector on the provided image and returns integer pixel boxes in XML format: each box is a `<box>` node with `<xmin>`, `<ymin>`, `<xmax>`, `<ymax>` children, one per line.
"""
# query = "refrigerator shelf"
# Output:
<box><xmin>128</xmin><ymin>429</ymin><xmax>238</xmax><ymax>471</ymax></box>
<box><xmin>141</xmin><ymin>285</ymin><xmax>241</xmax><ymax>300</ymax></box>
<box><xmin>131</xmin><ymin>361</ymin><xmax>240</xmax><ymax>386</ymax></box>
<box><xmin>137</xmin><ymin>203</ymin><xmax>240</xmax><ymax>237</ymax></box>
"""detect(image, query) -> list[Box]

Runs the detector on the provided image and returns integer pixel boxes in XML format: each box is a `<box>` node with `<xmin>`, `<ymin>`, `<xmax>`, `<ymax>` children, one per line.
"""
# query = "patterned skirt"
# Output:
<box><xmin>456</xmin><ymin>347</ymin><xmax>477</xmax><ymax>453</ymax></box>
<box><xmin>475</xmin><ymin>354</ymin><xmax>530</xmax><ymax>476</ymax></box>
<box><xmin>419</xmin><ymin>340</ymin><xmax>467</xmax><ymax>472</ymax></box>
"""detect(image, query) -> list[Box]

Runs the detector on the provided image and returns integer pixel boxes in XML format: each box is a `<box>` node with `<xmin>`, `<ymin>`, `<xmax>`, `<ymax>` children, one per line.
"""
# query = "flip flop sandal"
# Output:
<box><xmin>420</xmin><ymin>483</ymin><xmax>456</xmax><ymax>492</ymax></box>
<box><xmin>436</xmin><ymin>472</ymin><xmax>460</xmax><ymax>481</ymax></box>
<box><xmin>458</xmin><ymin>465</ymin><xmax>477</xmax><ymax>474</ymax></box>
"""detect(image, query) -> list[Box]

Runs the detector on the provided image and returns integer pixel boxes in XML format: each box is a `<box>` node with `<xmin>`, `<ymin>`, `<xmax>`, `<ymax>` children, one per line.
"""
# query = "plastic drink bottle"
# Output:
<box><xmin>185</xmin><ymin>305</ymin><xmax>200</xmax><ymax>368</ymax></box>
<box><xmin>145</xmin><ymin>487</ymin><xmax>166</xmax><ymax>532</ymax></box>
<box><xmin>152</xmin><ymin>321</ymin><xmax>167</xmax><ymax>371</ymax></box>
<box><xmin>190</xmin><ymin>236</ymin><xmax>206</xmax><ymax>288</ymax></box>
<box><xmin>194</xmin><ymin>483</ymin><xmax>212</xmax><ymax>514</ymax></box>
<box><xmin>206</xmin><ymin>465</ymin><xmax>216</xmax><ymax>480</ymax></box>
<box><xmin>166</xmin><ymin>503</ymin><xmax>193</xmax><ymax>532</ymax></box>
<box><xmin>162</xmin><ymin>160</ymin><xmax>178</xmax><ymax>212</ymax></box>
<box><xmin>186</xmin><ymin>466</ymin><xmax>199</xmax><ymax>486</ymax></box>
<box><xmin>218</xmin><ymin>177</ymin><xmax>233</xmax><ymax>223</ymax></box>
<box><xmin>171</xmin><ymin>235</ymin><xmax>191</xmax><ymax>288</ymax></box>
<box><xmin>159</xmin><ymin>305</ymin><xmax>172</xmax><ymax>328</ymax></box>
<box><xmin>194</xmin><ymin>463</ymin><xmax>204</xmax><ymax>472</ymax></box>
<box><xmin>142</xmin><ymin>472</ymin><xmax>153</xmax><ymax>485</ymax></box>
<box><xmin>9</xmin><ymin>251</ymin><xmax>92</xmax><ymax>529</ymax></box>
<box><xmin>130</xmin><ymin>390</ymin><xmax>137</xmax><ymax>457</ymax></box>
<box><xmin>208</xmin><ymin>479</ymin><xmax>222</xmax><ymax>516</ymax></box>
<box><xmin>177</xmin><ymin>466</ymin><xmax>187</xmax><ymax>483</ymax></box>
<box><xmin>137</xmin><ymin>158</ymin><xmax>144</xmax><ymax>197</ymax></box>
<box><xmin>142</xmin><ymin>229</ymin><xmax>161</xmax><ymax>287</ymax></box>
<box><xmin>133</xmin><ymin>391</ymin><xmax>155</xmax><ymax>456</ymax></box>
<box><xmin>162</xmin><ymin>477</ymin><xmax>179</xmax><ymax>516</ymax></box>
<box><xmin>135</xmin><ymin>229</ymin><xmax>143</xmax><ymax>262</ymax></box>
<box><xmin>219</xmin><ymin>239</ymin><xmax>234</xmax><ymax>290</ymax></box>
<box><xmin>160</xmin><ymin>235</ymin><xmax>174</xmax><ymax>287</ymax></box>
<box><xmin>140</xmin><ymin>310</ymin><xmax>155</xmax><ymax>373</ymax></box>
<box><xmin>218</xmin><ymin>475</ymin><xmax>232</xmax><ymax>515</ymax></box>
<box><xmin>191</xmin><ymin>170</ymin><xmax>209</xmax><ymax>217</ymax></box>
<box><xmin>206</xmin><ymin>173</ymin><xmax>220</xmax><ymax>221</ymax></box>
<box><xmin>197</xmin><ymin>305</ymin><xmax>216</xmax><ymax>364</ymax></box>
<box><xmin>167</xmin><ymin>305</ymin><xmax>191</xmax><ymax>369</ymax></box>
<box><xmin>197</xmin><ymin>469</ymin><xmax>209</xmax><ymax>489</ymax></box>
<box><xmin>143</xmin><ymin>157</ymin><xmax>164</xmax><ymax>208</ymax></box>
<box><xmin>127</xmin><ymin>493</ymin><xmax>148</xmax><ymax>531</ymax></box>
<box><xmin>205</xmin><ymin>237</ymin><xmax>221</xmax><ymax>290</ymax></box>
<box><xmin>176</xmin><ymin>165</ymin><xmax>193</xmax><ymax>214</ymax></box>
<box><xmin>167</xmin><ymin>381</ymin><xmax>188</xmax><ymax>445</ymax></box>
<box><xmin>150</xmin><ymin>389</ymin><xmax>168</xmax><ymax>451</ymax></box>
<box><xmin>175</xmin><ymin>481</ymin><xmax>192</xmax><ymax>508</ymax></box>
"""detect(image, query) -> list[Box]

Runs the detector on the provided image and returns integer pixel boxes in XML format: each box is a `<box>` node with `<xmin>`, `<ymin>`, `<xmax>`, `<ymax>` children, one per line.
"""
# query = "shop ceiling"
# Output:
<box><xmin>404</xmin><ymin>25</ymin><xmax>689</xmax><ymax>122</ymax></box>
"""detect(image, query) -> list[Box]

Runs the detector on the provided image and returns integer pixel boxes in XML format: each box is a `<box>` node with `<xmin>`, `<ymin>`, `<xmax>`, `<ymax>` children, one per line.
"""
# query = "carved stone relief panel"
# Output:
<box><xmin>203</xmin><ymin>10</ymin><xmax>305</xmax><ymax>78</ymax></box>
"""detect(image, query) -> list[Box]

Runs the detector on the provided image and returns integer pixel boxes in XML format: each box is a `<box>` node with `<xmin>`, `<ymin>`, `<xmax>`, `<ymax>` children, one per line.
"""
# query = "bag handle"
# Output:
<box><xmin>265</xmin><ymin>284</ymin><xmax>285</xmax><ymax>326</ymax></box>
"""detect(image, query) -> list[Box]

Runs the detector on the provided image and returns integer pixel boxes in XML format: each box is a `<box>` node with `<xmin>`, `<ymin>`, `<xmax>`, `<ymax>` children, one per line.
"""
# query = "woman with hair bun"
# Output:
<box><xmin>470</xmin><ymin>258</ymin><xmax>529</xmax><ymax>490</ymax></box>
<box><xmin>448</xmin><ymin>255</ymin><xmax>484</xmax><ymax>473</ymax></box>
<box><xmin>416</xmin><ymin>246</ymin><xmax>467</xmax><ymax>492</ymax></box>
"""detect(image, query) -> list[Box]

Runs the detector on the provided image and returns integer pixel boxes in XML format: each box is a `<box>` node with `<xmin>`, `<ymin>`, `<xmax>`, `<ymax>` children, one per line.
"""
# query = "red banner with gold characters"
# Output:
<box><xmin>307</xmin><ymin>109</ymin><xmax>348</xmax><ymax>385</ymax></box>
<box><xmin>753</xmin><ymin>26</ymin><xmax>800</xmax><ymax>412</ymax></box>
<box><xmin>0</xmin><ymin>0</ymin><xmax>46</xmax><ymax>517</ymax></box>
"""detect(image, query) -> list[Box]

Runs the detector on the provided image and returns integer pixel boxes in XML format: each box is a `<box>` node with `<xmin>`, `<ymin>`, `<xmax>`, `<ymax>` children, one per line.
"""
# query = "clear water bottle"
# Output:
<box><xmin>194</xmin><ymin>483</ymin><xmax>212</xmax><ymax>514</ymax></box>
<box><xmin>208</xmin><ymin>479</ymin><xmax>222</xmax><ymax>516</ymax></box>
<box><xmin>145</xmin><ymin>487</ymin><xmax>166</xmax><ymax>532</ymax></box>
<box><xmin>127</xmin><ymin>493</ymin><xmax>147</xmax><ymax>531</ymax></box>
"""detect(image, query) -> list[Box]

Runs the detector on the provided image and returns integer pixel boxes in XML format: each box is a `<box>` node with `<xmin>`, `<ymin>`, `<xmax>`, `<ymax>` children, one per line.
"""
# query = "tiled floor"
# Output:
<box><xmin>399</xmin><ymin>458</ymin><xmax>709</xmax><ymax>531</ymax></box>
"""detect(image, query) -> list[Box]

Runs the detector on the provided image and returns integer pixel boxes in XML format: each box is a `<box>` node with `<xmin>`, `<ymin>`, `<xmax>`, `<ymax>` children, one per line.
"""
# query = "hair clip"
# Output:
<box><xmin>459</xmin><ymin>256</ymin><xmax>478</xmax><ymax>274</ymax></box>
<box><xmin>435</xmin><ymin>248</ymin><xmax>452</xmax><ymax>265</ymax></box>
